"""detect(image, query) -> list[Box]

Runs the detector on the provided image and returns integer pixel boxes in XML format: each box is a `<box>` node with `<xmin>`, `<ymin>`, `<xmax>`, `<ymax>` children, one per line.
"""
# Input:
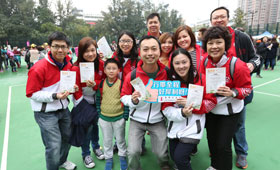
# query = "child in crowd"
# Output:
<box><xmin>96</xmin><ymin>58</ymin><xmax>129</xmax><ymax>170</ymax></box>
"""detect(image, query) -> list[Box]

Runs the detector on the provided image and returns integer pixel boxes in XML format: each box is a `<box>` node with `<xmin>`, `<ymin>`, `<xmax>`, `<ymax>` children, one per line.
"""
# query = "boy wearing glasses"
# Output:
<box><xmin>26</xmin><ymin>32</ymin><xmax>77</xmax><ymax>170</ymax></box>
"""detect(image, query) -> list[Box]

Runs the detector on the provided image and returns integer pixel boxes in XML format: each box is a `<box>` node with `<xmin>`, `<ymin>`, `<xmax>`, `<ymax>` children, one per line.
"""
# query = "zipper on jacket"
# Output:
<box><xmin>130</xmin><ymin>108</ymin><xmax>136</xmax><ymax>117</ymax></box>
<box><xmin>196</xmin><ymin>119</ymin><xmax>202</xmax><ymax>134</ymax></box>
<box><xmin>168</xmin><ymin>121</ymin><xmax>173</xmax><ymax>132</ymax></box>
<box><xmin>146</xmin><ymin>103</ymin><xmax>152</xmax><ymax>123</ymax></box>
<box><xmin>185</xmin><ymin>117</ymin><xmax>188</xmax><ymax>126</ymax></box>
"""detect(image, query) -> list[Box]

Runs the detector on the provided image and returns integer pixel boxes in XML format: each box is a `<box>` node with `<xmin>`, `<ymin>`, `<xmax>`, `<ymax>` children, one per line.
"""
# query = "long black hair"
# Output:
<box><xmin>169</xmin><ymin>48</ymin><xmax>199</xmax><ymax>86</ymax></box>
<box><xmin>116</xmin><ymin>31</ymin><xmax>138</xmax><ymax>67</ymax></box>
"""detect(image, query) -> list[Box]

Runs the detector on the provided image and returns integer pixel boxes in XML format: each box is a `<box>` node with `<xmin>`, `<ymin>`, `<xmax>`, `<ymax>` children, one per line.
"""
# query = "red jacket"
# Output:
<box><xmin>120</xmin><ymin>60</ymin><xmax>168</xmax><ymax>123</ymax></box>
<box><xmin>71</xmin><ymin>59</ymin><xmax>106</xmax><ymax>106</ymax></box>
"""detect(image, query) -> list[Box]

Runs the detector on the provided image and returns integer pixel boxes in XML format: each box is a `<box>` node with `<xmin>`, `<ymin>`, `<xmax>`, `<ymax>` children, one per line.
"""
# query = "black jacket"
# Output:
<box><xmin>234</xmin><ymin>29</ymin><xmax>261</xmax><ymax>73</ymax></box>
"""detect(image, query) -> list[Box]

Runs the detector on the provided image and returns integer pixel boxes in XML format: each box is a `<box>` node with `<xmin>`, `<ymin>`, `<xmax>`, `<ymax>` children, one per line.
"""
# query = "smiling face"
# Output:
<box><xmin>119</xmin><ymin>34</ymin><xmax>133</xmax><ymax>55</ymax></box>
<box><xmin>83</xmin><ymin>44</ymin><xmax>97</xmax><ymax>62</ymax></box>
<box><xmin>147</xmin><ymin>16</ymin><xmax>161</xmax><ymax>37</ymax></box>
<box><xmin>211</xmin><ymin>9</ymin><xmax>229</xmax><ymax>27</ymax></box>
<box><xmin>172</xmin><ymin>53</ymin><xmax>191</xmax><ymax>80</ymax></box>
<box><xmin>140</xmin><ymin>38</ymin><xmax>160</xmax><ymax>65</ymax></box>
<box><xmin>177</xmin><ymin>30</ymin><xmax>192</xmax><ymax>51</ymax></box>
<box><xmin>161</xmin><ymin>37</ymin><xmax>173</xmax><ymax>55</ymax></box>
<box><xmin>50</xmin><ymin>40</ymin><xmax>69</xmax><ymax>63</ymax></box>
<box><xmin>206</xmin><ymin>38</ymin><xmax>226</xmax><ymax>62</ymax></box>
<box><xmin>104</xmin><ymin>62</ymin><xmax>119</xmax><ymax>80</ymax></box>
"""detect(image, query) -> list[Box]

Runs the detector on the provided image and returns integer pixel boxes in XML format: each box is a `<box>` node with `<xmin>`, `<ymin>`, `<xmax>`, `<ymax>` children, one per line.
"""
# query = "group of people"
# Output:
<box><xmin>25</xmin><ymin>6</ymin><xmax>260</xmax><ymax>170</ymax></box>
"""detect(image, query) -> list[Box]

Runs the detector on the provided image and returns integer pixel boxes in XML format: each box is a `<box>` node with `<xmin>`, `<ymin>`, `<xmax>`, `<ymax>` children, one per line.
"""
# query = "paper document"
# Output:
<box><xmin>130</xmin><ymin>77</ymin><xmax>151</xmax><ymax>100</ymax></box>
<box><xmin>186</xmin><ymin>84</ymin><xmax>204</xmax><ymax>109</ymax></box>
<box><xmin>97</xmin><ymin>36</ymin><xmax>113</xmax><ymax>59</ymax></box>
<box><xmin>79</xmin><ymin>62</ymin><xmax>94</xmax><ymax>83</ymax></box>
<box><xmin>59</xmin><ymin>71</ymin><xmax>76</xmax><ymax>93</ymax></box>
<box><xmin>206</xmin><ymin>67</ymin><xmax>226</xmax><ymax>93</ymax></box>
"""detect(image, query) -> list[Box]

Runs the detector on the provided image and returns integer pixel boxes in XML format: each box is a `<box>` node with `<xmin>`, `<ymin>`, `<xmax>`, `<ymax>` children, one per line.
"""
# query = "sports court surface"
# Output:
<box><xmin>0</xmin><ymin>60</ymin><xmax>279</xmax><ymax>170</ymax></box>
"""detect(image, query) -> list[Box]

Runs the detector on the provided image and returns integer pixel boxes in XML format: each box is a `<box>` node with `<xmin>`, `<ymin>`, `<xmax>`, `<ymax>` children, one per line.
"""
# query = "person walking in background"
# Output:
<box><xmin>256</xmin><ymin>37</ymin><xmax>269</xmax><ymax>78</ymax></box>
<box><xmin>265</xmin><ymin>37</ymin><xmax>278</xmax><ymax>70</ymax></box>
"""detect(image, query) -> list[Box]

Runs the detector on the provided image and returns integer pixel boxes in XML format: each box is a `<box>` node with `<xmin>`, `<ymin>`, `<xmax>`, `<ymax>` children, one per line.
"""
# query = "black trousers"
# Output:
<box><xmin>206</xmin><ymin>112</ymin><xmax>240</xmax><ymax>170</ymax></box>
<box><xmin>169</xmin><ymin>138</ymin><xmax>195</xmax><ymax>170</ymax></box>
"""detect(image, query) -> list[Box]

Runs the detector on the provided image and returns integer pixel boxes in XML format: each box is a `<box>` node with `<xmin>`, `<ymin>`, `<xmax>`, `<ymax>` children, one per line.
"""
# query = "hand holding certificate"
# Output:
<box><xmin>186</xmin><ymin>84</ymin><xmax>204</xmax><ymax>109</ymax></box>
<box><xmin>59</xmin><ymin>71</ymin><xmax>76</xmax><ymax>93</ymax></box>
<box><xmin>206</xmin><ymin>67</ymin><xmax>226</xmax><ymax>93</ymax></box>
<box><xmin>130</xmin><ymin>77</ymin><xmax>151</xmax><ymax>100</ymax></box>
<box><xmin>79</xmin><ymin>62</ymin><xmax>94</xmax><ymax>83</ymax></box>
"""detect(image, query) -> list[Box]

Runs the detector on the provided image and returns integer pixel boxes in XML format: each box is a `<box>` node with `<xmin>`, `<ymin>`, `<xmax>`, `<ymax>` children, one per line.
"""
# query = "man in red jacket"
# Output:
<box><xmin>121</xmin><ymin>35</ymin><xmax>170</xmax><ymax>170</ymax></box>
<box><xmin>26</xmin><ymin>32</ymin><xmax>77</xmax><ymax>170</ymax></box>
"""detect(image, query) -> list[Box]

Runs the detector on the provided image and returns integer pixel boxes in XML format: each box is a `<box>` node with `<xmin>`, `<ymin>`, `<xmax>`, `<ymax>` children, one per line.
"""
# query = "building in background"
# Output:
<box><xmin>238</xmin><ymin>0</ymin><xmax>280</xmax><ymax>35</ymax></box>
<box><xmin>72</xmin><ymin>9</ymin><xmax>103</xmax><ymax>26</ymax></box>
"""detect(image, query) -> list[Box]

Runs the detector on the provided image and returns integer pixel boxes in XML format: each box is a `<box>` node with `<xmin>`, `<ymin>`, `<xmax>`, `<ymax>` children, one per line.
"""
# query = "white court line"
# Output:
<box><xmin>254</xmin><ymin>91</ymin><xmax>280</xmax><ymax>98</ymax></box>
<box><xmin>253</xmin><ymin>77</ymin><xmax>280</xmax><ymax>89</ymax></box>
<box><xmin>1</xmin><ymin>86</ymin><xmax>11</xmax><ymax>170</ymax></box>
<box><xmin>10</xmin><ymin>84</ymin><xmax>25</xmax><ymax>87</ymax></box>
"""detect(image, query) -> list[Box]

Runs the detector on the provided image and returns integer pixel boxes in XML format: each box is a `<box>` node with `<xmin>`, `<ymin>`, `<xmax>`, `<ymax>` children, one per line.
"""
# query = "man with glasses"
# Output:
<box><xmin>208</xmin><ymin>7</ymin><xmax>260</xmax><ymax>170</ymax></box>
<box><xmin>26</xmin><ymin>31</ymin><xmax>77</xmax><ymax>170</ymax></box>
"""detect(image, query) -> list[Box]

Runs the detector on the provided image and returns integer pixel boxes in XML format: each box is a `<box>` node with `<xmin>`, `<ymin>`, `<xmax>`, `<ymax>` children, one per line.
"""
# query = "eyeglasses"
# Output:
<box><xmin>119</xmin><ymin>39</ymin><xmax>133</xmax><ymax>44</ymax></box>
<box><xmin>51</xmin><ymin>45</ymin><xmax>68</xmax><ymax>50</ymax></box>
<box><xmin>212</xmin><ymin>15</ymin><xmax>227</xmax><ymax>21</ymax></box>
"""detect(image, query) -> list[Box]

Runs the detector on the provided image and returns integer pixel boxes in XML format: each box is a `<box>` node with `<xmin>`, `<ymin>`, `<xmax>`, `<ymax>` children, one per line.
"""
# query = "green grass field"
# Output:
<box><xmin>0</xmin><ymin>59</ymin><xmax>280</xmax><ymax>170</ymax></box>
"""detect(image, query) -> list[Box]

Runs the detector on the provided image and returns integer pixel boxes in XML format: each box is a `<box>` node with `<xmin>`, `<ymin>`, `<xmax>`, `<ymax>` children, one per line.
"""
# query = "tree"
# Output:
<box><xmin>231</xmin><ymin>8</ymin><xmax>247</xmax><ymax>30</ymax></box>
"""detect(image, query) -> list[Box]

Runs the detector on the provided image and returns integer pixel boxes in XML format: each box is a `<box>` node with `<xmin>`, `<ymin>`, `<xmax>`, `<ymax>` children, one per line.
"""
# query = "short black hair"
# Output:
<box><xmin>210</xmin><ymin>6</ymin><xmax>230</xmax><ymax>21</ymax></box>
<box><xmin>104</xmin><ymin>58</ymin><xmax>120</xmax><ymax>69</ymax></box>
<box><xmin>198</xmin><ymin>28</ymin><xmax>207</xmax><ymax>35</ymax></box>
<box><xmin>48</xmin><ymin>31</ymin><xmax>71</xmax><ymax>47</ymax></box>
<box><xmin>139</xmin><ymin>35</ymin><xmax>161</xmax><ymax>52</ymax></box>
<box><xmin>146</xmin><ymin>12</ymin><xmax>161</xmax><ymax>22</ymax></box>
<box><xmin>202</xmin><ymin>26</ymin><xmax>232</xmax><ymax>52</ymax></box>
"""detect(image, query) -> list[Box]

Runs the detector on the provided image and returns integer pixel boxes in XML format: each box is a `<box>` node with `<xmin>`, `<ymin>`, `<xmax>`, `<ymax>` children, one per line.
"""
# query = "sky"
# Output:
<box><xmin>50</xmin><ymin>0</ymin><xmax>238</xmax><ymax>26</ymax></box>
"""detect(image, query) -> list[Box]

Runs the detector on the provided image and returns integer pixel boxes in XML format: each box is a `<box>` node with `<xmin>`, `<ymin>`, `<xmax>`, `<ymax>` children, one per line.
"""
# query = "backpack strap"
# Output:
<box><xmin>203</xmin><ymin>57</ymin><xmax>208</xmax><ymax>68</ymax></box>
<box><xmin>99</xmin><ymin>79</ymin><xmax>105</xmax><ymax>89</ymax></box>
<box><xmin>229</xmin><ymin>56</ymin><xmax>237</xmax><ymax>80</ymax></box>
<box><xmin>131</xmin><ymin>68</ymin><xmax>137</xmax><ymax>81</ymax></box>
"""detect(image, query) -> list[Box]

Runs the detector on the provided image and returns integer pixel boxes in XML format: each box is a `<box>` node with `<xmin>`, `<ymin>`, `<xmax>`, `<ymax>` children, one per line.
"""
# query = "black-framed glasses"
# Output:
<box><xmin>119</xmin><ymin>39</ymin><xmax>133</xmax><ymax>44</ymax></box>
<box><xmin>51</xmin><ymin>45</ymin><xmax>68</xmax><ymax>50</ymax></box>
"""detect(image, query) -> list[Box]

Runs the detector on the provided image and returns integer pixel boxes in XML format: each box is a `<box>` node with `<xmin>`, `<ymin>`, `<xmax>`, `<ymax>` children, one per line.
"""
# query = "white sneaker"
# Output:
<box><xmin>84</xmin><ymin>155</ymin><xmax>95</xmax><ymax>168</ymax></box>
<box><xmin>206</xmin><ymin>166</ymin><xmax>217</xmax><ymax>170</ymax></box>
<box><xmin>93</xmin><ymin>148</ymin><xmax>105</xmax><ymax>160</ymax></box>
<box><xmin>59</xmin><ymin>160</ymin><xmax>77</xmax><ymax>170</ymax></box>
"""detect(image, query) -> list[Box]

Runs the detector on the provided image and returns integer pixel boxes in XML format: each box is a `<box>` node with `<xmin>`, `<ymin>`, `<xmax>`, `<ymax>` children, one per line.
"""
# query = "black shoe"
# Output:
<box><xmin>256</xmin><ymin>75</ymin><xmax>263</xmax><ymax>78</ymax></box>
<box><xmin>191</xmin><ymin>145</ymin><xmax>198</xmax><ymax>156</ymax></box>
<box><xmin>113</xmin><ymin>143</ymin><xmax>118</xmax><ymax>154</ymax></box>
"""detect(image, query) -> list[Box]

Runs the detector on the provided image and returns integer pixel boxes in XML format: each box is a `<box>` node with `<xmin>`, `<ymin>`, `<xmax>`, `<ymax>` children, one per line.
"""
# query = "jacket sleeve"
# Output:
<box><xmin>26</xmin><ymin>67</ymin><xmax>55</xmax><ymax>103</ymax></box>
<box><xmin>231</xmin><ymin>60</ymin><xmax>252</xmax><ymax>100</ymax></box>
<box><xmin>238</xmin><ymin>31</ymin><xmax>260</xmax><ymax>73</ymax></box>
<box><xmin>162</xmin><ymin>102</ymin><xmax>186</xmax><ymax>122</ymax></box>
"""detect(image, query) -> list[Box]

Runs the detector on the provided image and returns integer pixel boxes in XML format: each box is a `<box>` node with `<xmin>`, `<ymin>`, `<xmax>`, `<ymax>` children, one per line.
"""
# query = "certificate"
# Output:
<box><xmin>130</xmin><ymin>77</ymin><xmax>151</xmax><ymax>100</ymax></box>
<box><xmin>59</xmin><ymin>71</ymin><xmax>76</xmax><ymax>93</ymax></box>
<box><xmin>186</xmin><ymin>84</ymin><xmax>204</xmax><ymax>109</ymax></box>
<box><xmin>97</xmin><ymin>36</ymin><xmax>113</xmax><ymax>59</ymax></box>
<box><xmin>206</xmin><ymin>67</ymin><xmax>226</xmax><ymax>93</ymax></box>
<box><xmin>79</xmin><ymin>62</ymin><xmax>94</xmax><ymax>83</ymax></box>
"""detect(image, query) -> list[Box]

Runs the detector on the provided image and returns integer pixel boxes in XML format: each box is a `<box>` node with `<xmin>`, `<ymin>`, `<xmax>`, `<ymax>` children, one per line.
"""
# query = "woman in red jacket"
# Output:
<box><xmin>174</xmin><ymin>25</ymin><xmax>205</xmax><ymax>71</ymax></box>
<box><xmin>162</xmin><ymin>48</ymin><xmax>216</xmax><ymax>170</ymax></box>
<box><xmin>71</xmin><ymin>37</ymin><xmax>106</xmax><ymax>169</ymax></box>
<box><xmin>200</xmin><ymin>26</ymin><xmax>252</xmax><ymax>170</ymax></box>
<box><xmin>112</xmin><ymin>31</ymin><xmax>139</xmax><ymax>80</ymax></box>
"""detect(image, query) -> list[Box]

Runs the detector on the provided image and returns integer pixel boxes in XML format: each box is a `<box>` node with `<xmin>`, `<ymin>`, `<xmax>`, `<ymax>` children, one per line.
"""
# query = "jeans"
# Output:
<box><xmin>169</xmin><ymin>138</ymin><xmax>195</xmax><ymax>170</ymax></box>
<box><xmin>127</xmin><ymin>120</ymin><xmax>169</xmax><ymax>170</ymax></box>
<box><xmin>34</xmin><ymin>109</ymin><xmax>72</xmax><ymax>170</ymax></box>
<box><xmin>233</xmin><ymin>107</ymin><xmax>248</xmax><ymax>156</ymax></box>
<box><xmin>206</xmin><ymin>112</ymin><xmax>240</xmax><ymax>170</ymax></box>
<box><xmin>265</xmin><ymin>57</ymin><xmax>276</xmax><ymax>70</ymax></box>
<box><xmin>81</xmin><ymin>117</ymin><xmax>100</xmax><ymax>157</ymax></box>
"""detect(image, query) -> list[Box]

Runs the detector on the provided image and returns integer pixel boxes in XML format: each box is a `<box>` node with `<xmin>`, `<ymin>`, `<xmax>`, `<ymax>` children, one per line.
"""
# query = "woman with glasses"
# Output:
<box><xmin>71</xmin><ymin>37</ymin><xmax>106</xmax><ymax>169</ymax></box>
<box><xmin>200</xmin><ymin>26</ymin><xmax>252</xmax><ymax>170</ymax></box>
<box><xmin>159</xmin><ymin>32</ymin><xmax>174</xmax><ymax>67</ymax></box>
<box><xmin>111</xmin><ymin>31</ymin><xmax>139</xmax><ymax>80</ymax></box>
